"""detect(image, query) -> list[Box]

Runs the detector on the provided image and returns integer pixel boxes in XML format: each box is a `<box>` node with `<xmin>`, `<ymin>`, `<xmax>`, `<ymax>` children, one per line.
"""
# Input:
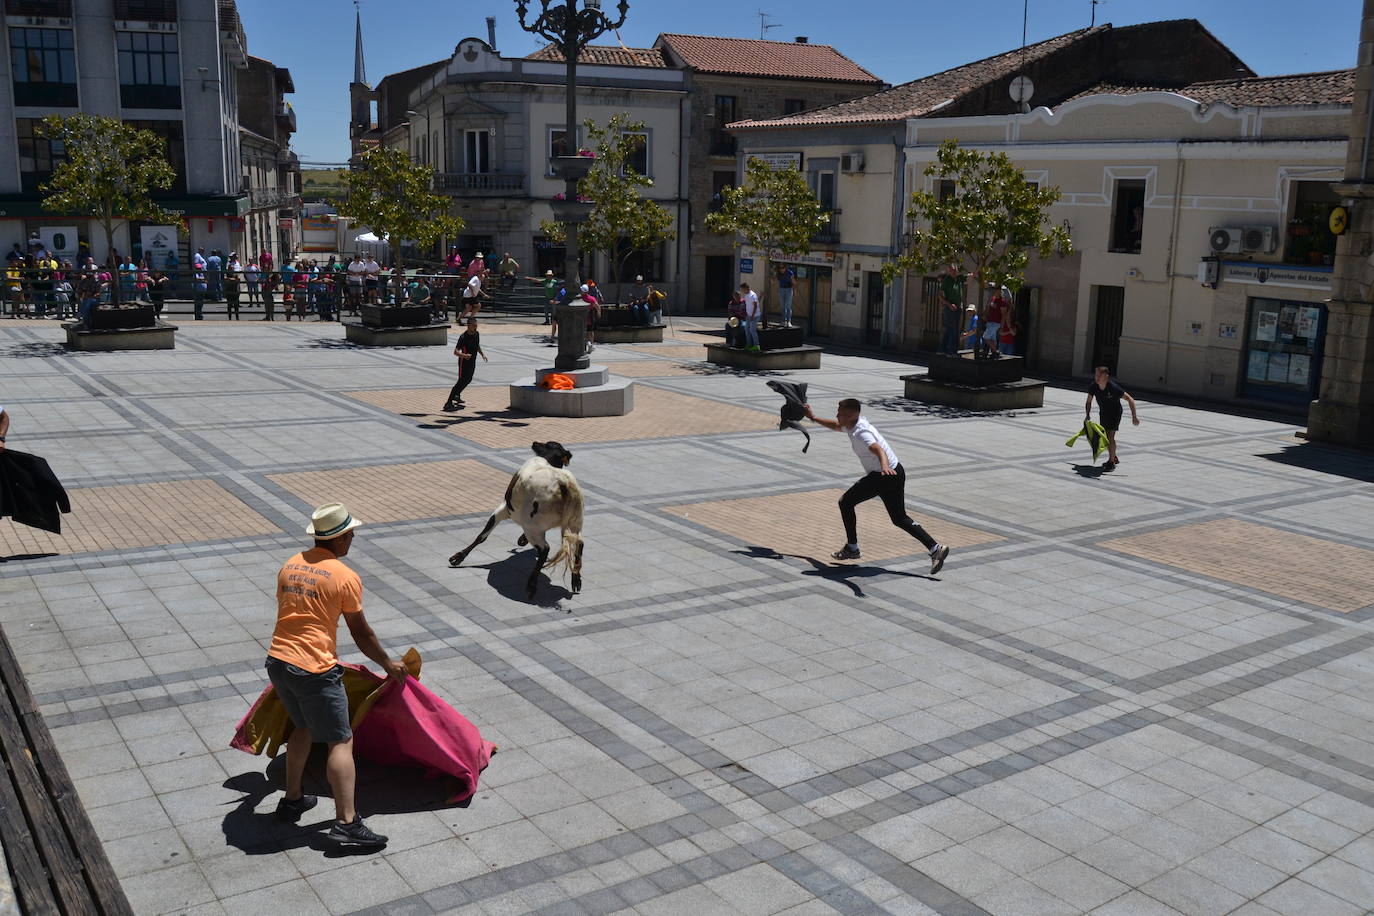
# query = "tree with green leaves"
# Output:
<box><xmin>884</xmin><ymin>139</ymin><xmax>1072</xmax><ymax>324</ymax></box>
<box><xmin>541</xmin><ymin>114</ymin><xmax>676</xmax><ymax>304</ymax></box>
<box><xmin>704</xmin><ymin>156</ymin><xmax>830</xmax><ymax>318</ymax></box>
<box><xmin>339</xmin><ymin>146</ymin><xmax>464</xmax><ymax>275</ymax></box>
<box><xmin>36</xmin><ymin>113</ymin><xmax>183</xmax><ymax>278</ymax></box>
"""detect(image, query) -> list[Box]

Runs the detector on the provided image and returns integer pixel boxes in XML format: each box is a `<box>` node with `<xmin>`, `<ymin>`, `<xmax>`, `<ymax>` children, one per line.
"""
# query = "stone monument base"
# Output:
<box><xmin>343</xmin><ymin>320</ymin><xmax>450</xmax><ymax>347</ymax></box>
<box><xmin>510</xmin><ymin>365</ymin><xmax>634</xmax><ymax>417</ymax></box>
<box><xmin>64</xmin><ymin>321</ymin><xmax>176</xmax><ymax>351</ymax></box>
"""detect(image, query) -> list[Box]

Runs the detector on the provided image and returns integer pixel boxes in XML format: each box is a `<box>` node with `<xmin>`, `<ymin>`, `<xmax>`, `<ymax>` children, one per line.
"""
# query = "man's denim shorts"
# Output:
<box><xmin>265</xmin><ymin>656</ymin><xmax>352</xmax><ymax>743</ymax></box>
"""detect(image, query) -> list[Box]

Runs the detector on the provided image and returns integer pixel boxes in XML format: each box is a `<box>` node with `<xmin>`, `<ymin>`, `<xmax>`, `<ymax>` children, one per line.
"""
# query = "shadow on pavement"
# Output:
<box><xmin>0</xmin><ymin>552</ymin><xmax>59</xmax><ymax>563</ymax></box>
<box><xmin>0</xmin><ymin>342</ymin><xmax>78</xmax><ymax>359</ymax></box>
<box><xmin>732</xmin><ymin>545</ymin><xmax>933</xmax><ymax>598</ymax></box>
<box><xmin>1072</xmin><ymin>463</ymin><xmax>1109</xmax><ymax>478</ymax></box>
<box><xmin>222</xmin><ymin>754</ymin><xmax>469</xmax><ymax>858</ymax></box>
<box><xmin>1258</xmin><ymin>440</ymin><xmax>1374</xmax><ymax>483</ymax></box>
<box><xmin>863</xmin><ymin>395</ymin><xmax>1026</xmax><ymax>420</ymax></box>
<box><xmin>296</xmin><ymin>338</ymin><xmax>365</xmax><ymax>350</ymax></box>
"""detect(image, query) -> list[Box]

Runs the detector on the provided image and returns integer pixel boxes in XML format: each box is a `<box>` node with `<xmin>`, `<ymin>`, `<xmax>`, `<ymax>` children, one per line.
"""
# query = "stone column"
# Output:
<box><xmin>554</xmin><ymin>301</ymin><xmax>590</xmax><ymax>372</ymax></box>
<box><xmin>1308</xmin><ymin>0</ymin><xmax>1374</xmax><ymax>448</ymax></box>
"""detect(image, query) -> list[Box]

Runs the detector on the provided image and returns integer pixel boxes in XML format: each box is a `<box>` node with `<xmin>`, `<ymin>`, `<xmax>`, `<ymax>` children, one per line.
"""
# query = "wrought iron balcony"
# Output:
<box><xmin>217</xmin><ymin>0</ymin><xmax>247</xmax><ymax>63</ymax></box>
<box><xmin>434</xmin><ymin>173</ymin><xmax>525</xmax><ymax>194</ymax></box>
<box><xmin>113</xmin><ymin>0</ymin><xmax>176</xmax><ymax>20</ymax></box>
<box><xmin>812</xmin><ymin>211</ymin><xmax>840</xmax><ymax>244</ymax></box>
<box><xmin>276</xmin><ymin>103</ymin><xmax>296</xmax><ymax>133</ymax></box>
<box><xmin>5</xmin><ymin>0</ymin><xmax>73</xmax><ymax>16</ymax></box>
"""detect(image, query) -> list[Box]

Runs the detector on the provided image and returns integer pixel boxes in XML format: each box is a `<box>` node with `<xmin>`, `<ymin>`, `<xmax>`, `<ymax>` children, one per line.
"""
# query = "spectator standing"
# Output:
<box><xmin>223</xmin><ymin>270</ymin><xmax>241</xmax><ymax>319</ymax></box>
<box><xmin>982</xmin><ymin>283</ymin><xmax>1010</xmax><ymax>359</ymax></box>
<box><xmin>345</xmin><ymin>255</ymin><xmax>366</xmax><ymax>314</ymax></box>
<box><xmin>363</xmin><ymin>255</ymin><xmax>380</xmax><ymax>305</ymax></box>
<box><xmin>539</xmin><ymin>270</ymin><xmax>559</xmax><ymax>327</ymax></box>
<box><xmin>192</xmin><ymin>263</ymin><xmax>207</xmax><ymax>320</ymax></box>
<box><xmin>466</xmin><ymin>252</ymin><xmax>486</xmax><ymax>280</ymax></box>
<box><xmin>261</xmin><ymin>271</ymin><xmax>279</xmax><ymax>321</ymax></box>
<box><xmin>497</xmin><ymin>252</ymin><xmax>520</xmax><ymax>292</ymax></box>
<box><xmin>206</xmin><ymin>249</ymin><xmax>223</xmax><ymax>299</ymax></box>
<box><xmin>1085</xmin><ymin>366</ymin><xmax>1140</xmax><ymax>471</ymax></box>
<box><xmin>937</xmin><ymin>263</ymin><xmax>965</xmax><ymax>355</ymax></box>
<box><xmin>243</xmin><ymin>260</ymin><xmax>261</xmax><ymax>307</ymax></box>
<box><xmin>804</xmin><ymin>398</ymin><xmax>950</xmax><ymax>573</ymax></box>
<box><xmin>628</xmin><ymin>275</ymin><xmax>650</xmax><ymax>325</ymax></box>
<box><xmin>776</xmin><ymin>265</ymin><xmax>796</xmax><ymax>328</ymax></box>
<box><xmin>259</xmin><ymin>248</ymin><xmax>274</xmax><ymax>272</ymax></box>
<box><xmin>148</xmin><ymin>269</ymin><xmax>169</xmax><ymax>316</ymax></box>
<box><xmin>740</xmin><ymin>282</ymin><xmax>761</xmax><ymax>352</ymax></box>
<box><xmin>445</xmin><ymin>246</ymin><xmax>464</xmax><ymax>272</ymax></box>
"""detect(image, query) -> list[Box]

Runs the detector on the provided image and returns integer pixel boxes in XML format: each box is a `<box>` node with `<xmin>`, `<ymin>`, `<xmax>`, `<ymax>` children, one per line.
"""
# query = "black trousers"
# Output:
<box><xmin>447</xmin><ymin>358</ymin><xmax>476</xmax><ymax>404</ymax></box>
<box><xmin>838</xmin><ymin>464</ymin><xmax>936</xmax><ymax>550</ymax></box>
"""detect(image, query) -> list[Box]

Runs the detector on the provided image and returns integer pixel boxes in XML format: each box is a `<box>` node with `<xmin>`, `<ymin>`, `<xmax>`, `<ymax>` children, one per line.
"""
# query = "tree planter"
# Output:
<box><xmin>88</xmin><ymin>305</ymin><xmax>157</xmax><ymax>330</ymax></box>
<box><xmin>597</xmin><ymin>306</ymin><xmax>636</xmax><ymax>328</ymax></box>
<box><xmin>926</xmin><ymin>352</ymin><xmax>1026</xmax><ymax>385</ymax></box>
<box><xmin>360</xmin><ymin>304</ymin><xmax>434</xmax><ymax>328</ymax></box>
<box><xmin>758</xmin><ymin>325</ymin><xmax>804</xmax><ymax>351</ymax></box>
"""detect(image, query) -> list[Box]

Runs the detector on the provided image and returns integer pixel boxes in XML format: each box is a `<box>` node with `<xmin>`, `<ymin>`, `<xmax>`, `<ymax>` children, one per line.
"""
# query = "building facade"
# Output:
<box><xmin>650</xmin><ymin>34</ymin><xmax>883</xmax><ymax>311</ymax></box>
<box><xmin>0</xmin><ymin>0</ymin><xmax>278</xmax><ymax>263</ymax></box>
<box><xmin>359</xmin><ymin>36</ymin><xmax>689</xmax><ymax>292</ymax></box>
<box><xmin>238</xmin><ymin>54</ymin><xmax>299</xmax><ymax>264</ymax></box>
<box><xmin>901</xmin><ymin>72</ymin><xmax>1353</xmax><ymax>407</ymax></box>
<box><xmin>728</xmin><ymin>20</ymin><xmax>1255</xmax><ymax>347</ymax></box>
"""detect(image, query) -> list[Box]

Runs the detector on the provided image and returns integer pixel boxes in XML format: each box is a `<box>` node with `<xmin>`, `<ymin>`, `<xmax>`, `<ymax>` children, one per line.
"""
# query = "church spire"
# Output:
<box><xmin>352</xmin><ymin>2</ymin><xmax>366</xmax><ymax>85</ymax></box>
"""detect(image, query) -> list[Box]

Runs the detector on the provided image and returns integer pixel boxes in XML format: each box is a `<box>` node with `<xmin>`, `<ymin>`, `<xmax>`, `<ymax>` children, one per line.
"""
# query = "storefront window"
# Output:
<box><xmin>1241</xmin><ymin>297</ymin><xmax>1325</xmax><ymax>404</ymax></box>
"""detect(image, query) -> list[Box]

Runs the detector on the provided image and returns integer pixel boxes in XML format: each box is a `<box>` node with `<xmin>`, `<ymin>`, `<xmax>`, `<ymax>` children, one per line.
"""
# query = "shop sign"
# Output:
<box><xmin>38</xmin><ymin>226</ymin><xmax>79</xmax><ymax>261</ymax></box>
<box><xmin>139</xmin><ymin>226</ymin><xmax>179</xmax><ymax>269</ymax></box>
<box><xmin>749</xmin><ymin>151</ymin><xmax>802</xmax><ymax>171</ymax></box>
<box><xmin>742</xmin><ymin>247</ymin><xmax>835</xmax><ymax>268</ymax></box>
<box><xmin>278</xmin><ymin>218</ymin><xmax>295</xmax><ymax>229</ymax></box>
<box><xmin>739</xmin><ymin>257</ymin><xmax>754</xmax><ymax>274</ymax></box>
<box><xmin>1221</xmin><ymin>261</ymin><xmax>1331</xmax><ymax>291</ymax></box>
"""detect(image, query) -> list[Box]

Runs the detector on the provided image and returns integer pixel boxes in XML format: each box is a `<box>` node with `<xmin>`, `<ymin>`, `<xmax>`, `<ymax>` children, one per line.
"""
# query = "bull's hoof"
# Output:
<box><xmin>571</xmin><ymin>575</ymin><xmax>582</xmax><ymax>595</ymax></box>
<box><xmin>517</xmin><ymin>535</ymin><xmax>528</xmax><ymax>547</ymax></box>
<box><xmin>448</xmin><ymin>552</ymin><xmax>466</xmax><ymax>567</ymax></box>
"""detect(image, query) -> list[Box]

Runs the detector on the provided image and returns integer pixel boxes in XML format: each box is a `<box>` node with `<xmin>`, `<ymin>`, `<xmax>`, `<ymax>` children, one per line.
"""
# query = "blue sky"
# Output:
<box><xmin>236</xmin><ymin>0</ymin><xmax>1364</xmax><ymax>165</ymax></box>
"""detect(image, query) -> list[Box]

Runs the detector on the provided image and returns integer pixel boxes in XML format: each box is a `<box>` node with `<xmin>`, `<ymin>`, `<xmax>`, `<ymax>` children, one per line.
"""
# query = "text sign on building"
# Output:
<box><xmin>739</xmin><ymin>257</ymin><xmax>754</xmax><ymax>274</ymax></box>
<box><xmin>742</xmin><ymin>247</ymin><xmax>836</xmax><ymax>268</ymax></box>
<box><xmin>750</xmin><ymin>152</ymin><xmax>803</xmax><ymax>171</ymax></box>
<box><xmin>38</xmin><ymin>227</ymin><xmax>79</xmax><ymax>261</ymax></box>
<box><xmin>1221</xmin><ymin>262</ymin><xmax>1331</xmax><ymax>291</ymax></box>
<box><xmin>279</xmin><ymin>218</ymin><xmax>295</xmax><ymax>229</ymax></box>
<box><xmin>139</xmin><ymin>226</ymin><xmax>178</xmax><ymax>270</ymax></box>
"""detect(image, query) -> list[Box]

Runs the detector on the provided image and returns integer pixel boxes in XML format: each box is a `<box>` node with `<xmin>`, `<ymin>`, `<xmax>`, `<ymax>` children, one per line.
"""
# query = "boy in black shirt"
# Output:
<box><xmin>444</xmin><ymin>318</ymin><xmax>488</xmax><ymax>411</ymax></box>
<box><xmin>1085</xmin><ymin>366</ymin><xmax>1140</xmax><ymax>470</ymax></box>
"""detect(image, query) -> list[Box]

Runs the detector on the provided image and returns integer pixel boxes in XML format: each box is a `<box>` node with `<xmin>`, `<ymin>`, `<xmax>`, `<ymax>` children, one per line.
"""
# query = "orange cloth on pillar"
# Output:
<box><xmin>542</xmin><ymin>373</ymin><xmax>575</xmax><ymax>390</ymax></box>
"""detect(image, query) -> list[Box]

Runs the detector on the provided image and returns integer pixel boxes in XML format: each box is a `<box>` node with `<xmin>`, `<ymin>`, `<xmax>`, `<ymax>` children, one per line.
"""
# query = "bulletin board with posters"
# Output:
<box><xmin>1240</xmin><ymin>297</ymin><xmax>1326</xmax><ymax>404</ymax></box>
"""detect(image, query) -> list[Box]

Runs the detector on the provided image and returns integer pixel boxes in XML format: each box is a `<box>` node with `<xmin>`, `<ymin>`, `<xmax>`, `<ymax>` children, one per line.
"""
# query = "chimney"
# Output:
<box><xmin>486</xmin><ymin>16</ymin><xmax>497</xmax><ymax>49</ymax></box>
<box><xmin>794</xmin><ymin>36</ymin><xmax>808</xmax><ymax>43</ymax></box>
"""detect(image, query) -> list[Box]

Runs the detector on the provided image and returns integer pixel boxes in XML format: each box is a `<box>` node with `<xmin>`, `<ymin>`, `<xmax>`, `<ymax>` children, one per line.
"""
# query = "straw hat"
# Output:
<box><xmin>545</xmin><ymin>269</ymin><xmax>554</xmax><ymax>276</ymax></box>
<box><xmin>306</xmin><ymin>503</ymin><xmax>361</xmax><ymax>539</ymax></box>
<box><xmin>727</xmin><ymin>316</ymin><xmax>740</xmax><ymax>328</ymax></box>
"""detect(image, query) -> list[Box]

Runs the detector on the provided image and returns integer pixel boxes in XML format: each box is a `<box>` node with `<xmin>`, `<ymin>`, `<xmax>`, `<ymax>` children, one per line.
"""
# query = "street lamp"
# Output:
<box><xmin>516</xmin><ymin>0</ymin><xmax>629</xmax><ymax>370</ymax></box>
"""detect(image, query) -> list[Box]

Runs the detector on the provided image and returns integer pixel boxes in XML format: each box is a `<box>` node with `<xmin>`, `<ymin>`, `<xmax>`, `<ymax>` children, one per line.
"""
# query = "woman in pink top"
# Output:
<box><xmin>446</xmin><ymin>246</ymin><xmax>464</xmax><ymax>271</ymax></box>
<box><xmin>466</xmin><ymin>252</ymin><xmax>485</xmax><ymax>279</ymax></box>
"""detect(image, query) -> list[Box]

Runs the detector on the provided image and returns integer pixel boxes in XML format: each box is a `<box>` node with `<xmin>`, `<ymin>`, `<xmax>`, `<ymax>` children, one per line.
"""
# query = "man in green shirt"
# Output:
<box><xmin>938</xmin><ymin>263</ymin><xmax>966</xmax><ymax>355</ymax></box>
<box><xmin>498</xmin><ymin>253</ymin><xmax>520</xmax><ymax>292</ymax></box>
<box><xmin>538</xmin><ymin>269</ymin><xmax>559</xmax><ymax>327</ymax></box>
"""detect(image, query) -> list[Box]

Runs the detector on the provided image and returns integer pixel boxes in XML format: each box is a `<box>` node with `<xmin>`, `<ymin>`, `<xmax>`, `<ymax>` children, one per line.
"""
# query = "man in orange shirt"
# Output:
<box><xmin>266</xmin><ymin>503</ymin><xmax>408</xmax><ymax>848</ymax></box>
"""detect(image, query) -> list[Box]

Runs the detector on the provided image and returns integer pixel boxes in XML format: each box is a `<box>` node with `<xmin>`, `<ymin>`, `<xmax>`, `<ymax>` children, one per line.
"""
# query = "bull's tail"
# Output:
<box><xmin>544</xmin><ymin>477</ymin><xmax>584</xmax><ymax>575</ymax></box>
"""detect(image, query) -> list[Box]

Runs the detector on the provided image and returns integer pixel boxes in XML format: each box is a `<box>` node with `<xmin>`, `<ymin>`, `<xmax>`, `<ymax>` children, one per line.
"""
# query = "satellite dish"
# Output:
<box><xmin>1009</xmin><ymin>75</ymin><xmax>1034</xmax><ymax>113</ymax></box>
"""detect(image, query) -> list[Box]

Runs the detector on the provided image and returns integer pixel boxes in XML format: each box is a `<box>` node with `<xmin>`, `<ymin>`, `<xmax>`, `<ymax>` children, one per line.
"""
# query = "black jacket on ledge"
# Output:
<box><xmin>0</xmin><ymin>449</ymin><xmax>71</xmax><ymax>534</ymax></box>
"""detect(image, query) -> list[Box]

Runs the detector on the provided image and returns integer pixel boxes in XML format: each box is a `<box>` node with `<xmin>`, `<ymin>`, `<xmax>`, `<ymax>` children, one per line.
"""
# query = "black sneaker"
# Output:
<box><xmin>929</xmin><ymin>544</ymin><xmax>949</xmax><ymax>575</ymax></box>
<box><xmin>274</xmin><ymin>794</ymin><xmax>317</xmax><ymax>822</ymax></box>
<box><xmin>328</xmin><ymin>817</ymin><xmax>388</xmax><ymax>848</ymax></box>
<box><xmin>831</xmin><ymin>545</ymin><xmax>862</xmax><ymax>561</ymax></box>
<box><xmin>1101</xmin><ymin>460</ymin><xmax>1116</xmax><ymax>472</ymax></box>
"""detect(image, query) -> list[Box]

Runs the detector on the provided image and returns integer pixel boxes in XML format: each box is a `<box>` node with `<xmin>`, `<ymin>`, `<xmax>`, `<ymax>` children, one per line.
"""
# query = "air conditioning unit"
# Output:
<box><xmin>1208</xmin><ymin>227</ymin><xmax>1243</xmax><ymax>254</ymax></box>
<box><xmin>1242</xmin><ymin>226</ymin><xmax>1276</xmax><ymax>253</ymax></box>
<box><xmin>840</xmin><ymin>152</ymin><xmax>865</xmax><ymax>174</ymax></box>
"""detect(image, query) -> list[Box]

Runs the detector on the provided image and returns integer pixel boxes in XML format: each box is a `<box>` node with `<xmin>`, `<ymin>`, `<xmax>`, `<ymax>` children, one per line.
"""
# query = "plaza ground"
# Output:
<box><xmin>0</xmin><ymin>315</ymin><xmax>1372</xmax><ymax>915</ymax></box>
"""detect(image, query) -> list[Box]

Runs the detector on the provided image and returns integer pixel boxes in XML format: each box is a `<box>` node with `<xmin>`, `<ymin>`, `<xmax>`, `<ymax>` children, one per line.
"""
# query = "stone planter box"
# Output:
<box><xmin>64</xmin><ymin>320</ymin><xmax>175</xmax><ymax>351</ymax></box>
<box><xmin>758</xmin><ymin>325</ymin><xmax>804</xmax><ymax>351</ymax></box>
<box><xmin>360</xmin><ymin>304</ymin><xmax>434</xmax><ymax>329</ymax></box>
<box><xmin>926</xmin><ymin>352</ymin><xmax>1026</xmax><ymax>385</ymax></box>
<box><xmin>597</xmin><ymin>325</ymin><xmax>664</xmax><ymax>343</ymax></box>
<box><xmin>549</xmin><ymin>155</ymin><xmax>596</xmax><ymax>180</ymax></box>
<box><xmin>901</xmin><ymin>374</ymin><xmax>1045</xmax><ymax>410</ymax></box>
<box><xmin>343</xmin><ymin>320</ymin><xmax>449</xmax><ymax>347</ymax></box>
<box><xmin>705</xmin><ymin>343</ymin><xmax>822</xmax><ymax>370</ymax></box>
<box><xmin>88</xmin><ymin>305</ymin><xmax>157</xmax><ymax>330</ymax></box>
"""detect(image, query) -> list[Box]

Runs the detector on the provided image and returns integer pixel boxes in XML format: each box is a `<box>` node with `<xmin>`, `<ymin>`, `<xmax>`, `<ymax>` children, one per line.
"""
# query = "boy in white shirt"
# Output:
<box><xmin>805</xmin><ymin>398</ymin><xmax>949</xmax><ymax>574</ymax></box>
<box><xmin>740</xmin><ymin>282</ymin><xmax>761</xmax><ymax>351</ymax></box>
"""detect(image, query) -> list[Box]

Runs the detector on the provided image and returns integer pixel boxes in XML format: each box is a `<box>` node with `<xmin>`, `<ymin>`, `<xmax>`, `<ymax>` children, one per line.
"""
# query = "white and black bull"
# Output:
<box><xmin>448</xmin><ymin>441</ymin><xmax>584</xmax><ymax>599</ymax></box>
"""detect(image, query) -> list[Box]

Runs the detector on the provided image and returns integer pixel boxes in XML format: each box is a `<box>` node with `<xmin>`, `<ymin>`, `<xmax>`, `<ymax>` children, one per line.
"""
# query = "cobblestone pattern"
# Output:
<box><xmin>0</xmin><ymin>316</ymin><xmax>1371</xmax><ymax>916</ymax></box>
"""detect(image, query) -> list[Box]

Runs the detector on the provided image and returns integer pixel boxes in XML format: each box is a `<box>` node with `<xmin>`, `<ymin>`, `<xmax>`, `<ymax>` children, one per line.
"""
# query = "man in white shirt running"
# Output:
<box><xmin>804</xmin><ymin>398</ymin><xmax>949</xmax><ymax>574</ymax></box>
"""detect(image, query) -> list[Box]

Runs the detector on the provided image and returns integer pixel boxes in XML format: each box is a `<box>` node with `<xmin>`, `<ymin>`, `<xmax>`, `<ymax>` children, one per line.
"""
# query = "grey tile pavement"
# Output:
<box><xmin>1</xmin><ymin>317</ymin><xmax>1373</xmax><ymax>915</ymax></box>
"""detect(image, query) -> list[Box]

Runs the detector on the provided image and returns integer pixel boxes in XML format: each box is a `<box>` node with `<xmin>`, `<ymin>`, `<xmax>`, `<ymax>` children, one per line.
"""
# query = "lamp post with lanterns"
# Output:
<box><xmin>516</xmin><ymin>0</ymin><xmax>629</xmax><ymax>368</ymax></box>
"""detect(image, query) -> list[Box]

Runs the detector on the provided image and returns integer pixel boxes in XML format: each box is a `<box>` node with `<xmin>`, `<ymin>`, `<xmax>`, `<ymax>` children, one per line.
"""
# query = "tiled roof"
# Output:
<box><xmin>730</xmin><ymin>26</ymin><xmax>1104</xmax><ymax>129</ymax></box>
<box><xmin>655</xmin><ymin>34</ymin><xmax>881</xmax><ymax>84</ymax></box>
<box><xmin>527</xmin><ymin>44</ymin><xmax>668</xmax><ymax>68</ymax></box>
<box><xmin>1070</xmin><ymin>69</ymin><xmax>1355</xmax><ymax>108</ymax></box>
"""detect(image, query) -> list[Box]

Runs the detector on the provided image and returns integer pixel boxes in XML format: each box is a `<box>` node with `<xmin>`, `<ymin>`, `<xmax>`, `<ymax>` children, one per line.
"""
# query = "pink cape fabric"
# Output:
<box><xmin>231</xmin><ymin>661</ymin><xmax>495</xmax><ymax>804</ymax></box>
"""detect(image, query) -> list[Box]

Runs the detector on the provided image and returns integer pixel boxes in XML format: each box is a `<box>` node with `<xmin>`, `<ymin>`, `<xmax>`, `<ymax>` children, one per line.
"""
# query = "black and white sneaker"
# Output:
<box><xmin>274</xmin><ymin>794</ymin><xmax>317</xmax><ymax>822</ymax></box>
<box><xmin>831</xmin><ymin>545</ymin><xmax>862</xmax><ymax>561</ymax></box>
<box><xmin>929</xmin><ymin>545</ymin><xmax>949</xmax><ymax>575</ymax></box>
<box><xmin>328</xmin><ymin>817</ymin><xmax>388</xmax><ymax>849</ymax></box>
